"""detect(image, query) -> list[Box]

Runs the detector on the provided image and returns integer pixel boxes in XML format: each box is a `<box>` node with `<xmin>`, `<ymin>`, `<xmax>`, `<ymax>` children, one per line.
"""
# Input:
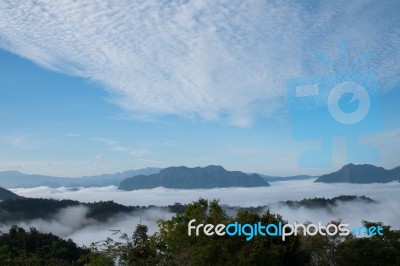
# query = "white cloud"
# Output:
<box><xmin>0</xmin><ymin>205</ymin><xmax>173</xmax><ymax>247</ymax></box>
<box><xmin>65</xmin><ymin>133</ymin><xmax>81</xmax><ymax>138</ymax></box>
<box><xmin>0</xmin><ymin>134</ymin><xmax>49</xmax><ymax>150</ymax></box>
<box><xmin>0</xmin><ymin>1</ymin><xmax>399</xmax><ymax>126</ymax></box>
<box><xmin>93</xmin><ymin>155</ymin><xmax>108</xmax><ymax>168</ymax></box>
<box><xmin>93</xmin><ymin>137</ymin><xmax>151</xmax><ymax>158</ymax></box>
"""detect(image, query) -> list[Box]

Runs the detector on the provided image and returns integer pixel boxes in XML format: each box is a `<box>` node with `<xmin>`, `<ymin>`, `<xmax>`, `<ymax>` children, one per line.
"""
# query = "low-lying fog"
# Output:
<box><xmin>4</xmin><ymin>179</ymin><xmax>400</xmax><ymax>246</ymax></box>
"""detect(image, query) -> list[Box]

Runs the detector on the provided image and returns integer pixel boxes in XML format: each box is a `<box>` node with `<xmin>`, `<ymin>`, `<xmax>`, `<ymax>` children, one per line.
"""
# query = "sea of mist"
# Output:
<box><xmin>4</xmin><ymin>179</ymin><xmax>399</xmax><ymax>246</ymax></box>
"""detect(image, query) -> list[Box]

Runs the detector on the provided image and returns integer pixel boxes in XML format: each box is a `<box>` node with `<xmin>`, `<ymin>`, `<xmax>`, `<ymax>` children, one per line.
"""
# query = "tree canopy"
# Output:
<box><xmin>1</xmin><ymin>198</ymin><xmax>399</xmax><ymax>265</ymax></box>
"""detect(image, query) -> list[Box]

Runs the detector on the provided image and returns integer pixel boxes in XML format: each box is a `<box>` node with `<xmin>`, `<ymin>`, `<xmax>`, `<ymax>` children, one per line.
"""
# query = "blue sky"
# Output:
<box><xmin>0</xmin><ymin>1</ymin><xmax>399</xmax><ymax>177</ymax></box>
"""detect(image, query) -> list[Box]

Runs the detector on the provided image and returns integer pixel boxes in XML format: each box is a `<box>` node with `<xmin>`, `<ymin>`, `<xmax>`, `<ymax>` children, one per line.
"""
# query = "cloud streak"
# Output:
<box><xmin>0</xmin><ymin>1</ymin><xmax>399</xmax><ymax>126</ymax></box>
<box><xmin>0</xmin><ymin>133</ymin><xmax>49</xmax><ymax>150</ymax></box>
<box><xmin>93</xmin><ymin>137</ymin><xmax>151</xmax><ymax>157</ymax></box>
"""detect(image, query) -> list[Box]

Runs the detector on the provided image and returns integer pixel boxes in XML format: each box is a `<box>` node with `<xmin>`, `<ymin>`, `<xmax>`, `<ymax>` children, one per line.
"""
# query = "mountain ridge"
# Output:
<box><xmin>0</xmin><ymin>186</ymin><xmax>22</xmax><ymax>200</ymax></box>
<box><xmin>119</xmin><ymin>165</ymin><xmax>270</xmax><ymax>190</ymax></box>
<box><xmin>0</xmin><ymin>167</ymin><xmax>161</xmax><ymax>188</ymax></box>
<box><xmin>2</xmin><ymin>163</ymin><xmax>398</xmax><ymax>188</ymax></box>
<box><xmin>315</xmin><ymin>163</ymin><xmax>400</xmax><ymax>183</ymax></box>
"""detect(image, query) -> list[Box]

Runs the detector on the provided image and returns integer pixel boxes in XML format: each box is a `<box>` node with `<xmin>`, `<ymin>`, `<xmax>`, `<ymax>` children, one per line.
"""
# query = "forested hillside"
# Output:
<box><xmin>1</xmin><ymin>199</ymin><xmax>399</xmax><ymax>265</ymax></box>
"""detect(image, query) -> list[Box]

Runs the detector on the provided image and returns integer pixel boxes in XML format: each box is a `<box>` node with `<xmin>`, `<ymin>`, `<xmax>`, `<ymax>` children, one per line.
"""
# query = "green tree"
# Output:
<box><xmin>335</xmin><ymin>221</ymin><xmax>400</xmax><ymax>266</ymax></box>
<box><xmin>0</xmin><ymin>225</ymin><xmax>96</xmax><ymax>265</ymax></box>
<box><xmin>92</xmin><ymin>223</ymin><xmax>159</xmax><ymax>265</ymax></box>
<box><xmin>300</xmin><ymin>220</ymin><xmax>400</xmax><ymax>266</ymax></box>
<box><xmin>155</xmin><ymin>198</ymin><xmax>309</xmax><ymax>266</ymax></box>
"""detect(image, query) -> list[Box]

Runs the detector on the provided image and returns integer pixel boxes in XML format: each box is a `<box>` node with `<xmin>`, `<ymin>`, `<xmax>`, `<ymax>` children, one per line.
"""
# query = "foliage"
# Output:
<box><xmin>1</xmin><ymin>198</ymin><xmax>399</xmax><ymax>265</ymax></box>
<box><xmin>91</xmin><ymin>224</ymin><xmax>159</xmax><ymax>266</ymax></box>
<box><xmin>335</xmin><ymin>221</ymin><xmax>400</xmax><ymax>266</ymax></box>
<box><xmin>91</xmin><ymin>198</ymin><xmax>309</xmax><ymax>265</ymax></box>
<box><xmin>300</xmin><ymin>220</ymin><xmax>400</xmax><ymax>266</ymax></box>
<box><xmin>0</xmin><ymin>225</ymin><xmax>91</xmax><ymax>265</ymax></box>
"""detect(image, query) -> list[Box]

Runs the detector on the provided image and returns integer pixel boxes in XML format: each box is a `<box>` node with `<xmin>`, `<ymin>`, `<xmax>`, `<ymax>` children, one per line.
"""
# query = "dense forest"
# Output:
<box><xmin>0</xmin><ymin>225</ymin><xmax>92</xmax><ymax>265</ymax></box>
<box><xmin>0</xmin><ymin>198</ymin><xmax>399</xmax><ymax>265</ymax></box>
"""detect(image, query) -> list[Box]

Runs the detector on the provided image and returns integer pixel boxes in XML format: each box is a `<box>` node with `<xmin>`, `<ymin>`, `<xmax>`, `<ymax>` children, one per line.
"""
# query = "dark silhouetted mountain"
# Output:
<box><xmin>0</xmin><ymin>168</ymin><xmax>161</xmax><ymax>188</ymax></box>
<box><xmin>315</xmin><ymin>163</ymin><xmax>400</xmax><ymax>183</ymax></box>
<box><xmin>118</xmin><ymin>165</ymin><xmax>270</xmax><ymax>190</ymax></box>
<box><xmin>0</xmin><ymin>186</ymin><xmax>22</xmax><ymax>200</ymax></box>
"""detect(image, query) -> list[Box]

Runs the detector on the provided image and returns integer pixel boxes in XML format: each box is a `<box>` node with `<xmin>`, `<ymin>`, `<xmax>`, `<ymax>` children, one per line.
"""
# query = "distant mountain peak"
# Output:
<box><xmin>316</xmin><ymin>164</ymin><xmax>399</xmax><ymax>184</ymax></box>
<box><xmin>205</xmin><ymin>165</ymin><xmax>225</xmax><ymax>169</ymax></box>
<box><xmin>119</xmin><ymin>165</ymin><xmax>269</xmax><ymax>190</ymax></box>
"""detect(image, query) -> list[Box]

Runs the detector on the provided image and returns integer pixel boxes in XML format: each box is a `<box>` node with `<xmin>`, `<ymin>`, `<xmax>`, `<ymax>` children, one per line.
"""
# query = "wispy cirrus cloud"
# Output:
<box><xmin>0</xmin><ymin>1</ymin><xmax>399</xmax><ymax>126</ymax></box>
<box><xmin>0</xmin><ymin>133</ymin><xmax>49</xmax><ymax>150</ymax></box>
<box><xmin>93</xmin><ymin>137</ymin><xmax>151</xmax><ymax>157</ymax></box>
<box><xmin>93</xmin><ymin>155</ymin><xmax>108</xmax><ymax>168</ymax></box>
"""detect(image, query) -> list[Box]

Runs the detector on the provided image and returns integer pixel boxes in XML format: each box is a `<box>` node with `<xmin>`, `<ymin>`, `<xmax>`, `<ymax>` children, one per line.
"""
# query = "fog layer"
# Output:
<box><xmin>7</xmin><ymin>180</ymin><xmax>400</xmax><ymax>245</ymax></box>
